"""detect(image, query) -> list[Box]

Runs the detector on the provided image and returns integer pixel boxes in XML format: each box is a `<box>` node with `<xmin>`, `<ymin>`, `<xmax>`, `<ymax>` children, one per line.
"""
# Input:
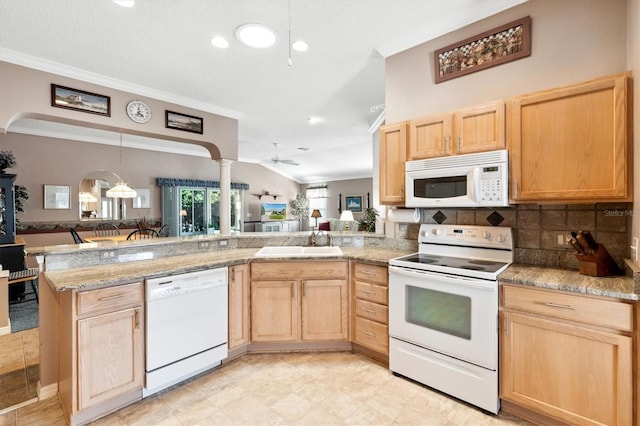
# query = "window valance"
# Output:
<box><xmin>156</xmin><ymin>178</ymin><xmax>249</xmax><ymax>190</ymax></box>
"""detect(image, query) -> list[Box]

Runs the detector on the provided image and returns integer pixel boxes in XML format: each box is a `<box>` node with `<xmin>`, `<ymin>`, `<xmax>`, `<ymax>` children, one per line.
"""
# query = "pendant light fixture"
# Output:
<box><xmin>106</xmin><ymin>134</ymin><xmax>137</xmax><ymax>199</ymax></box>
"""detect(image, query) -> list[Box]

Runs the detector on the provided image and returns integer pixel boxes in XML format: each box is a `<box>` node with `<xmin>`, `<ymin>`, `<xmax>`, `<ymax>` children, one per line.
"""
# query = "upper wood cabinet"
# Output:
<box><xmin>379</xmin><ymin>122</ymin><xmax>407</xmax><ymax>205</ymax></box>
<box><xmin>509</xmin><ymin>72</ymin><xmax>632</xmax><ymax>203</ymax></box>
<box><xmin>454</xmin><ymin>101</ymin><xmax>506</xmax><ymax>155</ymax></box>
<box><xmin>407</xmin><ymin>100</ymin><xmax>505</xmax><ymax>160</ymax></box>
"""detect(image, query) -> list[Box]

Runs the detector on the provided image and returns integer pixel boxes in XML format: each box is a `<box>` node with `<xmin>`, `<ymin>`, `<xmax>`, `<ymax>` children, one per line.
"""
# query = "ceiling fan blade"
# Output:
<box><xmin>272</xmin><ymin>158</ymin><xmax>299</xmax><ymax>166</ymax></box>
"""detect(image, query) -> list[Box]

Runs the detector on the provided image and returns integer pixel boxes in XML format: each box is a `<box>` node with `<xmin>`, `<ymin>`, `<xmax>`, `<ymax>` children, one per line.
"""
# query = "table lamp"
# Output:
<box><xmin>311</xmin><ymin>209</ymin><xmax>322</xmax><ymax>229</ymax></box>
<box><xmin>340</xmin><ymin>210</ymin><xmax>354</xmax><ymax>230</ymax></box>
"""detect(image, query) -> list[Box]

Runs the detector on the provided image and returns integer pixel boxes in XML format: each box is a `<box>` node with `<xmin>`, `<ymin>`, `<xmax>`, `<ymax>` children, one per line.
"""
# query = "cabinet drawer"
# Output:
<box><xmin>252</xmin><ymin>261</ymin><xmax>347</xmax><ymax>280</ymax></box>
<box><xmin>77</xmin><ymin>282</ymin><xmax>143</xmax><ymax>317</ymax></box>
<box><xmin>355</xmin><ymin>281</ymin><xmax>388</xmax><ymax>305</ymax></box>
<box><xmin>354</xmin><ymin>263</ymin><xmax>388</xmax><ymax>286</ymax></box>
<box><xmin>354</xmin><ymin>317</ymin><xmax>388</xmax><ymax>355</ymax></box>
<box><xmin>502</xmin><ymin>285</ymin><xmax>632</xmax><ymax>332</ymax></box>
<box><xmin>355</xmin><ymin>299</ymin><xmax>388</xmax><ymax>324</ymax></box>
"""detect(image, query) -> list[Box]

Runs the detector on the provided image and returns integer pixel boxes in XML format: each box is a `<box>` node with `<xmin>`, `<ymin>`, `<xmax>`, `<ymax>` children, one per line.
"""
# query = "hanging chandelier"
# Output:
<box><xmin>106</xmin><ymin>134</ymin><xmax>137</xmax><ymax>199</ymax></box>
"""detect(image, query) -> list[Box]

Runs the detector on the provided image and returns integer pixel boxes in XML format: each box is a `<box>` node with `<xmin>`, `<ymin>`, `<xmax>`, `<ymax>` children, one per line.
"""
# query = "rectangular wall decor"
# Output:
<box><xmin>51</xmin><ymin>84</ymin><xmax>111</xmax><ymax>116</ymax></box>
<box><xmin>43</xmin><ymin>184</ymin><xmax>70</xmax><ymax>209</ymax></box>
<box><xmin>345</xmin><ymin>195</ymin><xmax>363</xmax><ymax>212</ymax></box>
<box><xmin>434</xmin><ymin>16</ymin><xmax>531</xmax><ymax>84</ymax></box>
<box><xmin>166</xmin><ymin>110</ymin><xmax>204</xmax><ymax>134</ymax></box>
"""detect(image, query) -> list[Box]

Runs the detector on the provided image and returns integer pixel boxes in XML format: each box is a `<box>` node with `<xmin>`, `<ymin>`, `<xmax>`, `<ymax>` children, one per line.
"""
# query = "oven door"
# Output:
<box><xmin>405</xmin><ymin>164</ymin><xmax>480</xmax><ymax>207</ymax></box>
<box><xmin>388</xmin><ymin>265</ymin><xmax>497</xmax><ymax>369</ymax></box>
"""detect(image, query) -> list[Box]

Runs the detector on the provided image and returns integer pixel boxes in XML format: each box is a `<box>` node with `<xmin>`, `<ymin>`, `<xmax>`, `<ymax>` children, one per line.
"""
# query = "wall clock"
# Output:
<box><xmin>126</xmin><ymin>100</ymin><xmax>152</xmax><ymax>123</ymax></box>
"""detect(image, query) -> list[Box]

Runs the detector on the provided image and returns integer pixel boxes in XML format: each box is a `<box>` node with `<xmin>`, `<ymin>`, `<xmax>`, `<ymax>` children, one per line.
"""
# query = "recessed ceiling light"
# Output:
<box><xmin>112</xmin><ymin>0</ymin><xmax>135</xmax><ymax>7</ymax></box>
<box><xmin>211</xmin><ymin>36</ymin><xmax>229</xmax><ymax>48</ymax></box>
<box><xmin>307</xmin><ymin>116</ymin><xmax>322</xmax><ymax>125</ymax></box>
<box><xmin>291</xmin><ymin>40</ymin><xmax>309</xmax><ymax>52</ymax></box>
<box><xmin>236</xmin><ymin>23</ymin><xmax>277</xmax><ymax>48</ymax></box>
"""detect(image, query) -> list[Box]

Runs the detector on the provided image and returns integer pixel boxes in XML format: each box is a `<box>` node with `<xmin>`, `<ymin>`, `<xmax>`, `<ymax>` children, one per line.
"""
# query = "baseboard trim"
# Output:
<box><xmin>248</xmin><ymin>340</ymin><xmax>352</xmax><ymax>353</ymax></box>
<box><xmin>37</xmin><ymin>382</ymin><xmax>58</xmax><ymax>400</ymax></box>
<box><xmin>351</xmin><ymin>342</ymin><xmax>389</xmax><ymax>366</ymax></box>
<box><xmin>0</xmin><ymin>397</ymin><xmax>38</xmax><ymax>416</ymax></box>
<box><xmin>500</xmin><ymin>400</ymin><xmax>566</xmax><ymax>426</ymax></box>
<box><xmin>0</xmin><ymin>323</ymin><xmax>10</xmax><ymax>335</ymax></box>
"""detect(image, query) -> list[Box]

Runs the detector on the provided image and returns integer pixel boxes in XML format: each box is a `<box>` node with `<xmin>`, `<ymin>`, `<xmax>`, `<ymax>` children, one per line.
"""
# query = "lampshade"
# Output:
<box><xmin>340</xmin><ymin>210</ymin><xmax>354</xmax><ymax>221</ymax></box>
<box><xmin>79</xmin><ymin>192</ymin><xmax>97</xmax><ymax>203</ymax></box>
<box><xmin>106</xmin><ymin>183</ymin><xmax>137</xmax><ymax>199</ymax></box>
<box><xmin>311</xmin><ymin>209</ymin><xmax>322</xmax><ymax>219</ymax></box>
<box><xmin>107</xmin><ymin>134</ymin><xmax>136</xmax><ymax>198</ymax></box>
<box><xmin>180</xmin><ymin>209</ymin><xmax>188</xmax><ymax>217</ymax></box>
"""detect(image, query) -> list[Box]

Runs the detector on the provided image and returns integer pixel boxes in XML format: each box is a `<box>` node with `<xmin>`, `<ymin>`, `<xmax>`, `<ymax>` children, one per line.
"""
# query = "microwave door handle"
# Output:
<box><xmin>467</xmin><ymin>168</ymin><xmax>480</xmax><ymax>204</ymax></box>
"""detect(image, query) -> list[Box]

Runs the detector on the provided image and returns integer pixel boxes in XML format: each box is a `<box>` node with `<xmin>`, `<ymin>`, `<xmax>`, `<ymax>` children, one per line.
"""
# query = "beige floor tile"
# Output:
<box><xmin>16</xmin><ymin>397</ymin><xmax>66</xmax><ymax>426</ymax></box>
<box><xmin>0</xmin><ymin>410</ymin><xmax>17</xmax><ymax>426</ymax></box>
<box><xmin>3</xmin><ymin>351</ymin><xmax>533</xmax><ymax>426</ymax></box>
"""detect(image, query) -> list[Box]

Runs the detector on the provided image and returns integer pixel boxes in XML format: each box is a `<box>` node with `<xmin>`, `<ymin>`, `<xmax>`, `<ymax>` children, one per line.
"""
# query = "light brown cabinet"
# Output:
<box><xmin>250</xmin><ymin>261</ymin><xmax>348</xmax><ymax>343</ymax></box>
<box><xmin>508</xmin><ymin>72</ymin><xmax>632</xmax><ymax>203</ymax></box>
<box><xmin>408</xmin><ymin>100</ymin><xmax>505</xmax><ymax>160</ymax></box>
<box><xmin>59</xmin><ymin>282</ymin><xmax>144</xmax><ymax>425</ymax></box>
<box><xmin>351</xmin><ymin>262</ymin><xmax>389</xmax><ymax>360</ymax></box>
<box><xmin>379</xmin><ymin>122</ymin><xmax>407</xmax><ymax>205</ymax></box>
<box><xmin>500</xmin><ymin>284</ymin><xmax>633</xmax><ymax>425</ymax></box>
<box><xmin>228</xmin><ymin>264</ymin><xmax>250</xmax><ymax>350</ymax></box>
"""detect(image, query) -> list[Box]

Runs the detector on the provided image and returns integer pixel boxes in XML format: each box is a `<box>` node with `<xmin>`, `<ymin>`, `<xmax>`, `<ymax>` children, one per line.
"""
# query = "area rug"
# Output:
<box><xmin>9</xmin><ymin>298</ymin><xmax>39</xmax><ymax>332</ymax></box>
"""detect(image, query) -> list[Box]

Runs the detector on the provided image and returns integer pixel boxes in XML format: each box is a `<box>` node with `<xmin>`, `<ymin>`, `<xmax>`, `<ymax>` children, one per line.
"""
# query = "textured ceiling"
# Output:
<box><xmin>0</xmin><ymin>0</ymin><xmax>526</xmax><ymax>183</ymax></box>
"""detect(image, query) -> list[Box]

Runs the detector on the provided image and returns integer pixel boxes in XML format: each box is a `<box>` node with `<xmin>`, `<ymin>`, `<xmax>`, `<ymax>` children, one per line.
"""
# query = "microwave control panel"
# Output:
<box><xmin>479</xmin><ymin>166</ymin><xmax>505</xmax><ymax>204</ymax></box>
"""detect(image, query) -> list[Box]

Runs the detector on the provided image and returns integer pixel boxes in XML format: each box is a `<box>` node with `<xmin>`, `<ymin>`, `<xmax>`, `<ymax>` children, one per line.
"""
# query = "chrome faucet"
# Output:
<box><xmin>310</xmin><ymin>230</ymin><xmax>325</xmax><ymax>246</ymax></box>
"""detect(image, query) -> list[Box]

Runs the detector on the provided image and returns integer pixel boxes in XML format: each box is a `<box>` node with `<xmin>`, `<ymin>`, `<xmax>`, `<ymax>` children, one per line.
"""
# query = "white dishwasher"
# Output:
<box><xmin>144</xmin><ymin>267</ymin><xmax>228</xmax><ymax>397</ymax></box>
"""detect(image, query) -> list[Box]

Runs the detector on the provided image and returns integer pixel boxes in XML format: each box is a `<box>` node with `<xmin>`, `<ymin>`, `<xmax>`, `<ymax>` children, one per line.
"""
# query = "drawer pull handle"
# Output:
<box><xmin>361</xmin><ymin>271</ymin><xmax>376</xmax><ymax>276</ymax></box>
<box><xmin>98</xmin><ymin>294</ymin><xmax>125</xmax><ymax>302</ymax></box>
<box><xmin>361</xmin><ymin>330</ymin><xmax>376</xmax><ymax>337</ymax></box>
<box><xmin>361</xmin><ymin>308</ymin><xmax>376</xmax><ymax>314</ymax></box>
<box><xmin>543</xmin><ymin>302</ymin><xmax>575</xmax><ymax>310</ymax></box>
<box><xmin>361</xmin><ymin>290</ymin><xmax>376</xmax><ymax>295</ymax></box>
<box><xmin>134</xmin><ymin>309</ymin><xmax>140</xmax><ymax>329</ymax></box>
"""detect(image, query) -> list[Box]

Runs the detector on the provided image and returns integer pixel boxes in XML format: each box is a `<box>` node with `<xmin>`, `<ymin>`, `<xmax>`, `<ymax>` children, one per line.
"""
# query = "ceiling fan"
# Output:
<box><xmin>268</xmin><ymin>143</ymin><xmax>299</xmax><ymax>166</ymax></box>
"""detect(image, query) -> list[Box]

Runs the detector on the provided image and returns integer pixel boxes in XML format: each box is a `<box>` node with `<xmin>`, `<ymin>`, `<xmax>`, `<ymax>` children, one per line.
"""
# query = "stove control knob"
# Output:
<box><xmin>496</xmin><ymin>234</ymin><xmax>506</xmax><ymax>243</ymax></box>
<box><xmin>482</xmin><ymin>231</ymin><xmax>491</xmax><ymax>240</ymax></box>
<box><xmin>431</xmin><ymin>229</ymin><xmax>441</xmax><ymax>236</ymax></box>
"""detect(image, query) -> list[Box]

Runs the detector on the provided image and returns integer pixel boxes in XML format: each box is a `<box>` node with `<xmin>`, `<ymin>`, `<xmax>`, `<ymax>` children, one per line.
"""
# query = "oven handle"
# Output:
<box><xmin>389</xmin><ymin>265</ymin><xmax>495</xmax><ymax>290</ymax></box>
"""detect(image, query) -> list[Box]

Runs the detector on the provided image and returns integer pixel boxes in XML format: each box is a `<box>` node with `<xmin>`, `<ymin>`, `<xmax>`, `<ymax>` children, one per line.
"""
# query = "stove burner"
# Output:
<box><xmin>460</xmin><ymin>265</ymin><xmax>486</xmax><ymax>271</ymax></box>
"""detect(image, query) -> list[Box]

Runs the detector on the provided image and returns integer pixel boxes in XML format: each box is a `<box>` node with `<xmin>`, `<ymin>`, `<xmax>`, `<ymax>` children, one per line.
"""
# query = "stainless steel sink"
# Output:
<box><xmin>254</xmin><ymin>246</ymin><xmax>343</xmax><ymax>257</ymax></box>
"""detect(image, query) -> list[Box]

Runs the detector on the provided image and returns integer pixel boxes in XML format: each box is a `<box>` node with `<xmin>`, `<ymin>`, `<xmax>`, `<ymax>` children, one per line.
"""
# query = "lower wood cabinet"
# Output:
<box><xmin>250</xmin><ymin>261</ymin><xmax>348</xmax><ymax>343</ymax></box>
<box><xmin>351</xmin><ymin>262</ymin><xmax>389</xmax><ymax>360</ymax></box>
<box><xmin>59</xmin><ymin>282</ymin><xmax>144</xmax><ymax>425</ymax></box>
<box><xmin>500</xmin><ymin>284</ymin><xmax>633</xmax><ymax>426</ymax></box>
<box><xmin>228</xmin><ymin>263</ymin><xmax>250</xmax><ymax>350</ymax></box>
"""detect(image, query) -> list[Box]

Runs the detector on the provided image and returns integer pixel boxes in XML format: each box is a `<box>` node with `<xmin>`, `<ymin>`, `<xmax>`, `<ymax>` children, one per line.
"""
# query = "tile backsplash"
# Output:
<box><xmin>411</xmin><ymin>203</ymin><xmax>631</xmax><ymax>270</ymax></box>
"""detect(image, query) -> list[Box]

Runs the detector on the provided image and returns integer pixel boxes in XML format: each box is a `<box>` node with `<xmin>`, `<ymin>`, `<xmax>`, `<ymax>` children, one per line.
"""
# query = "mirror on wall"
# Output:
<box><xmin>78</xmin><ymin>170</ymin><xmax>127</xmax><ymax>221</ymax></box>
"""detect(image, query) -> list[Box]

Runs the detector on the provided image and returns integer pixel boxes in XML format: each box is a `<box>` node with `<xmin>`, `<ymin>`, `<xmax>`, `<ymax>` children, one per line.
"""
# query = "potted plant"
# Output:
<box><xmin>358</xmin><ymin>207</ymin><xmax>379</xmax><ymax>232</ymax></box>
<box><xmin>0</xmin><ymin>150</ymin><xmax>16</xmax><ymax>172</ymax></box>
<box><xmin>290</xmin><ymin>193</ymin><xmax>309</xmax><ymax>231</ymax></box>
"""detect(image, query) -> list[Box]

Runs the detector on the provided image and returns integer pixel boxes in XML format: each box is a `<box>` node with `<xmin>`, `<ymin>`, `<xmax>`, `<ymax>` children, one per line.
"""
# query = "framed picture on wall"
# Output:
<box><xmin>51</xmin><ymin>84</ymin><xmax>111</xmax><ymax>116</ymax></box>
<box><xmin>165</xmin><ymin>110</ymin><xmax>204</xmax><ymax>134</ymax></box>
<box><xmin>43</xmin><ymin>184</ymin><xmax>70</xmax><ymax>209</ymax></box>
<box><xmin>132</xmin><ymin>188</ymin><xmax>150</xmax><ymax>209</ymax></box>
<box><xmin>345</xmin><ymin>195</ymin><xmax>363</xmax><ymax>212</ymax></box>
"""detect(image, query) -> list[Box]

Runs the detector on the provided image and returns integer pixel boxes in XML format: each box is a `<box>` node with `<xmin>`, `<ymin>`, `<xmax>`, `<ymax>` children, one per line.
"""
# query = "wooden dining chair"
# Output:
<box><xmin>94</xmin><ymin>223</ymin><xmax>120</xmax><ymax>236</ymax></box>
<box><xmin>126</xmin><ymin>228</ymin><xmax>160</xmax><ymax>240</ymax></box>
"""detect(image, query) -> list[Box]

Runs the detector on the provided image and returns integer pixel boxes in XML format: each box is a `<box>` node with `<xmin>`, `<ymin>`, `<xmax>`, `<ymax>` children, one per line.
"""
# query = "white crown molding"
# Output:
<box><xmin>368</xmin><ymin>109</ymin><xmax>385</xmax><ymax>134</ymax></box>
<box><xmin>0</xmin><ymin>48</ymin><xmax>244</xmax><ymax>120</ymax></box>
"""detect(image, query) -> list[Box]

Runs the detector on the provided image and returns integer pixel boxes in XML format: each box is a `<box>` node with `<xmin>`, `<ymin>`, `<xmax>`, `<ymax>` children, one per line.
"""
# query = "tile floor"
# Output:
<box><xmin>0</xmin><ymin>328</ymin><xmax>39</xmax><ymax>412</ymax></box>
<box><xmin>1</xmin><ymin>350</ymin><xmax>531</xmax><ymax>425</ymax></box>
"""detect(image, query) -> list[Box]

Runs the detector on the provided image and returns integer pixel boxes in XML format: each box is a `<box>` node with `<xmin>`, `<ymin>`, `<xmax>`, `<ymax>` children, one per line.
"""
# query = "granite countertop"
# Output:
<box><xmin>499</xmin><ymin>263</ymin><xmax>639</xmax><ymax>301</ymax></box>
<box><xmin>44</xmin><ymin>247</ymin><xmax>411</xmax><ymax>292</ymax></box>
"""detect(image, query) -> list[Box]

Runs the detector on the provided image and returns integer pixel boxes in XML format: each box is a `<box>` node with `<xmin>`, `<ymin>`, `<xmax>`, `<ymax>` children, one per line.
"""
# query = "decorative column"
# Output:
<box><xmin>218</xmin><ymin>159</ymin><xmax>233</xmax><ymax>235</ymax></box>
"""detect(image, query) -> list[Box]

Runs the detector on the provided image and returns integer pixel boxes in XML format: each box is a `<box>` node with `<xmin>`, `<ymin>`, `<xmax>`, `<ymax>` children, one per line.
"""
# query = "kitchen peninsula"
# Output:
<box><xmin>24</xmin><ymin>231</ymin><xmax>640</xmax><ymax>425</ymax></box>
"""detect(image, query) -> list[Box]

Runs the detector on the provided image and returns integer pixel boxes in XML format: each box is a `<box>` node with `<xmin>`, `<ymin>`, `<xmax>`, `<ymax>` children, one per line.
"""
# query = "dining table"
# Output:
<box><xmin>83</xmin><ymin>234</ymin><xmax>132</xmax><ymax>243</ymax></box>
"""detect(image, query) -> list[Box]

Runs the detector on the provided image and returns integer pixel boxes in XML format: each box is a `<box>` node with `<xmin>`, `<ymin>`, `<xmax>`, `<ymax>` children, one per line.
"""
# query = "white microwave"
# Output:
<box><xmin>405</xmin><ymin>149</ymin><xmax>509</xmax><ymax>208</ymax></box>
